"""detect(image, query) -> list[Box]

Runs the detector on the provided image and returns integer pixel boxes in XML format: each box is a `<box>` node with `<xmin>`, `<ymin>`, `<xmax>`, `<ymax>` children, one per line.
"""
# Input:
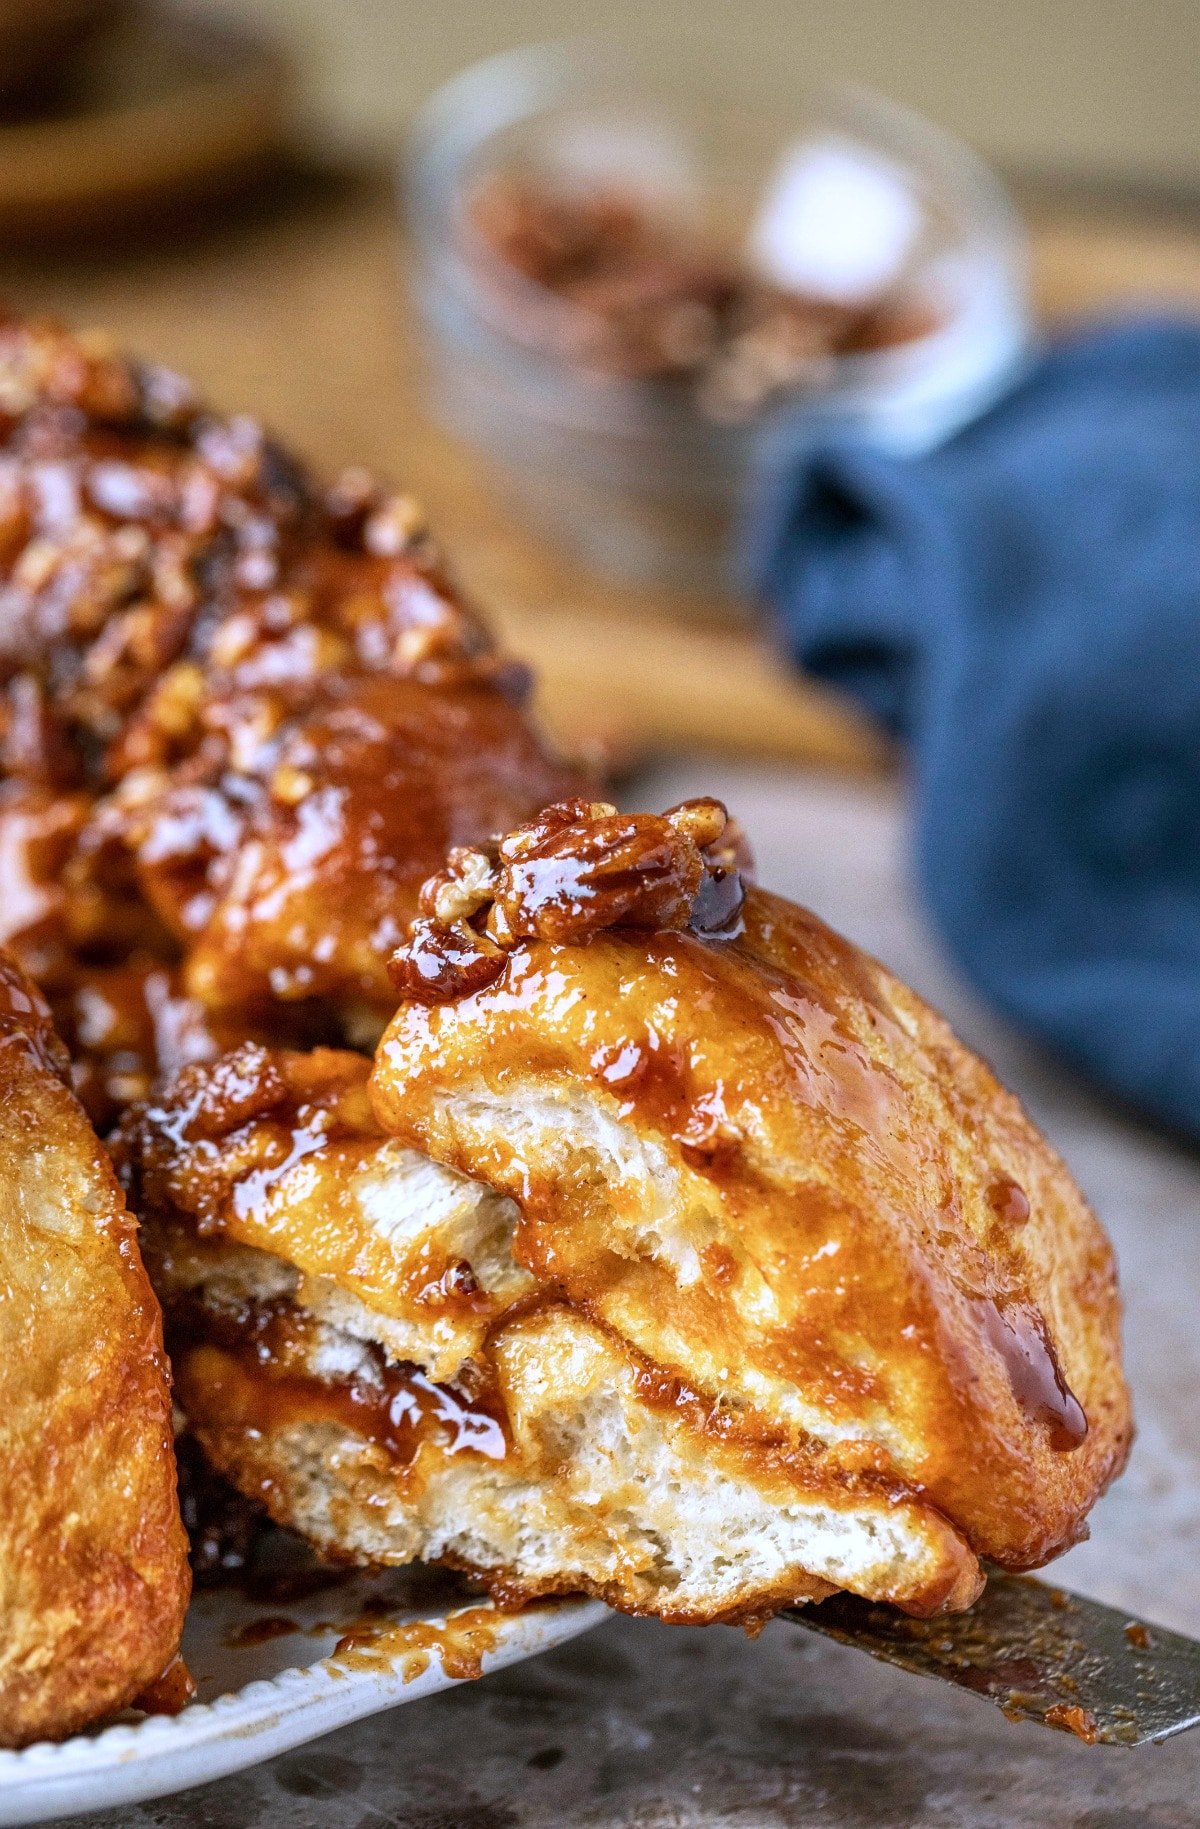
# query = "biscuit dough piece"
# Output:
<box><xmin>373</xmin><ymin>799</ymin><xmax>1132</xmax><ymax>1596</ymax></box>
<box><xmin>0</xmin><ymin>948</ymin><xmax>188</xmax><ymax>1747</ymax></box>
<box><xmin>127</xmin><ymin>800</ymin><xmax>1131</xmax><ymax>1627</ymax></box>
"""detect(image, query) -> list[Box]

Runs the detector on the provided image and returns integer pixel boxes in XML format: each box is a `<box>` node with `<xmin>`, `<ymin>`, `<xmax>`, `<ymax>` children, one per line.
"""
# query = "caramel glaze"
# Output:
<box><xmin>1042</xmin><ymin>1702</ymin><xmax>1100</xmax><ymax>1744</ymax></box>
<box><xmin>375</xmin><ymin>798</ymin><xmax>1132</xmax><ymax>1575</ymax></box>
<box><xmin>0</xmin><ymin>314</ymin><xmax>579</xmax><ymax>1113</ymax></box>
<box><xmin>129</xmin><ymin>1654</ymin><xmax>197</xmax><ymax>1718</ymax></box>
<box><xmin>112</xmin><ymin>672</ymin><xmax>577</xmax><ymax>1026</ymax></box>
<box><xmin>167</xmin><ymin>1291</ymin><xmax>508</xmax><ymax>1507</ymax></box>
<box><xmin>117</xmin><ymin>1041</ymin><xmax>381</xmax><ymax>1230</ymax></box>
<box><xmin>45</xmin><ymin>956</ymin><xmax>248</xmax><ymax>1133</ymax></box>
<box><xmin>328</xmin><ymin>1603</ymin><xmax>510</xmax><ymax>1684</ymax></box>
<box><xmin>0</xmin><ymin>942</ymin><xmax>69</xmax><ymax>1082</ymax></box>
<box><xmin>119</xmin><ymin>1042</ymin><xmax>509</xmax><ymax>1357</ymax></box>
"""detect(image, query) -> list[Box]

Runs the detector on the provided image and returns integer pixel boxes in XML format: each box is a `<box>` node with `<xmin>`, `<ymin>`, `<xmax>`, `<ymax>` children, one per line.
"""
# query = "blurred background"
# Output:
<box><xmin>177</xmin><ymin>0</ymin><xmax>1200</xmax><ymax>190</ymax></box>
<box><xmin>7</xmin><ymin>18</ymin><xmax>1200</xmax><ymax>1814</ymax></box>
<box><xmin>3</xmin><ymin>1</ymin><xmax>1200</xmax><ymax>769</ymax></box>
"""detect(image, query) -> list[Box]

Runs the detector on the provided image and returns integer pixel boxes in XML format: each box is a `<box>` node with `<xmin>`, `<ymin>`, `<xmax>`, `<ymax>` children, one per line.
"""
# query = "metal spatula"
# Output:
<box><xmin>788</xmin><ymin>1573</ymin><xmax>1200</xmax><ymax>1745</ymax></box>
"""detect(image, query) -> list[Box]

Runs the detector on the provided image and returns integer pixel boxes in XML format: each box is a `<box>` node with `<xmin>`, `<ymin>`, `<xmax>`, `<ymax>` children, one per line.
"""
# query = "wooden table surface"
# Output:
<box><xmin>2</xmin><ymin>172</ymin><xmax>1199</xmax><ymax>770</ymax></box>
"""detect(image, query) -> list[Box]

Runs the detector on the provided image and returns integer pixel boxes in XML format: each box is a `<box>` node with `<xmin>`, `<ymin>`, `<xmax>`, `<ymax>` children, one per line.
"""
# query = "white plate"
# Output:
<box><xmin>0</xmin><ymin>1559</ymin><xmax>606</xmax><ymax>1826</ymax></box>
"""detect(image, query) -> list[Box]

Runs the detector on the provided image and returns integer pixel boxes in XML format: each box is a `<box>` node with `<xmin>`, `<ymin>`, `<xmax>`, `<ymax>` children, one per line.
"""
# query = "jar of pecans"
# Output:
<box><xmin>404</xmin><ymin>42</ymin><xmax>1028</xmax><ymax>603</ymax></box>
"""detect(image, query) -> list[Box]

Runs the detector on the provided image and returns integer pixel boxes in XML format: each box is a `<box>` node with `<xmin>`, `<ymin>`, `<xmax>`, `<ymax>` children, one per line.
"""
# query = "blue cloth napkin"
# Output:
<box><xmin>750</xmin><ymin>319</ymin><xmax>1200</xmax><ymax>1139</ymax></box>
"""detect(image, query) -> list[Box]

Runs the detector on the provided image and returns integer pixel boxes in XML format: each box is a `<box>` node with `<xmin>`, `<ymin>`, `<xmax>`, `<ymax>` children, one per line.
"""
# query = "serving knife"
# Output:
<box><xmin>788</xmin><ymin>1572</ymin><xmax>1200</xmax><ymax>1745</ymax></box>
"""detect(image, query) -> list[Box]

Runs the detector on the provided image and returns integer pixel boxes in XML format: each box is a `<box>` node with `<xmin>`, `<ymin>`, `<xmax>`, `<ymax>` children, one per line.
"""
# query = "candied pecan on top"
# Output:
<box><xmin>0</xmin><ymin>315</ymin><xmax>518</xmax><ymax>784</ymax></box>
<box><xmin>390</xmin><ymin>797</ymin><xmax>752</xmax><ymax>1003</ymax></box>
<box><xmin>0</xmin><ymin>314</ymin><xmax>198</xmax><ymax>431</ymax></box>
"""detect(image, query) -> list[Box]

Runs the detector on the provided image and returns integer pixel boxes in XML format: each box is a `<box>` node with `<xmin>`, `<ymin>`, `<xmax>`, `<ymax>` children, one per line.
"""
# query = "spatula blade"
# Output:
<box><xmin>787</xmin><ymin>1573</ymin><xmax>1200</xmax><ymax>1745</ymax></box>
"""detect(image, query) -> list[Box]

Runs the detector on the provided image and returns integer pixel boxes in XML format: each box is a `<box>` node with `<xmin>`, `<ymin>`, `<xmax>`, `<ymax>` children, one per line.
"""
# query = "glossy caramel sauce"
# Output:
<box><xmin>169</xmin><ymin>1293</ymin><xmax>508</xmax><ymax>1470</ymax></box>
<box><xmin>0</xmin><ymin>313</ymin><xmax>578</xmax><ymax>1094</ymax></box>
<box><xmin>122</xmin><ymin>1042</ymin><xmax>510</xmax><ymax>1353</ymax></box>
<box><xmin>589</xmin><ymin>1031</ymin><xmax>742</xmax><ymax>1171</ymax></box>
<box><xmin>0</xmin><ymin>783</ymin><xmax>90</xmax><ymax>971</ymax></box>
<box><xmin>975</xmin><ymin>1298</ymin><xmax>1088</xmax><ymax>1452</ymax></box>
<box><xmin>129</xmin><ymin>1654</ymin><xmax>197</xmax><ymax>1717</ymax></box>
<box><xmin>1043</xmin><ymin>1701</ymin><xmax>1099</xmax><ymax>1743</ymax></box>
<box><xmin>328</xmin><ymin>1602</ymin><xmax>509</xmax><ymax>1684</ymax></box>
<box><xmin>46</xmin><ymin>956</ymin><xmax>235</xmax><ymax>1131</ymax></box>
<box><xmin>0</xmin><ymin>943</ymin><xmax>69</xmax><ymax>1081</ymax></box>
<box><xmin>988</xmin><ymin>1176</ymin><xmax>1031</xmax><ymax>1227</ymax></box>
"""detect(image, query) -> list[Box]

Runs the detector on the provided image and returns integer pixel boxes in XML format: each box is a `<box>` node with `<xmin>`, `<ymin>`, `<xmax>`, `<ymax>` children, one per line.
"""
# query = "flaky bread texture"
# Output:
<box><xmin>0</xmin><ymin>952</ymin><xmax>188</xmax><ymax>1748</ymax></box>
<box><xmin>165</xmin><ymin>1267</ymin><xmax>978</xmax><ymax>1622</ymax></box>
<box><xmin>126</xmin><ymin>799</ymin><xmax>1130</xmax><ymax>1627</ymax></box>
<box><xmin>374</xmin><ymin>873</ymin><xmax>1131</xmax><ymax>1579</ymax></box>
<box><xmin>121</xmin><ymin>1045</ymin><xmax>533</xmax><ymax>1383</ymax></box>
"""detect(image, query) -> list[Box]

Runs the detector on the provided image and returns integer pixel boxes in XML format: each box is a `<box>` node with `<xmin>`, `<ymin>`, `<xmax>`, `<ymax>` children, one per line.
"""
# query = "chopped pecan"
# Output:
<box><xmin>391</xmin><ymin>797</ymin><xmax>751</xmax><ymax>1002</ymax></box>
<box><xmin>391</xmin><ymin>915</ymin><xmax>508</xmax><ymax>1004</ymax></box>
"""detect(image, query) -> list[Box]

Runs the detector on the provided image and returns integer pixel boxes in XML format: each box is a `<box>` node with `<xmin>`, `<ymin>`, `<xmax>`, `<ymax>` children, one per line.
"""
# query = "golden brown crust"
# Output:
<box><xmin>373</xmin><ymin>801</ymin><xmax>1132</xmax><ymax>1578</ymax></box>
<box><xmin>0</xmin><ymin>947</ymin><xmax>189</xmax><ymax>1747</ymax></box>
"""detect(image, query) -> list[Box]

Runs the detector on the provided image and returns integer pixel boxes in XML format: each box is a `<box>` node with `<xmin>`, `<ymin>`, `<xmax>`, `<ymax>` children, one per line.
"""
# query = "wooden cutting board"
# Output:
<box><xmin>2</xmin><ymin>175</ymin><xmax>1197</xmax><ymax>770</ymax></box>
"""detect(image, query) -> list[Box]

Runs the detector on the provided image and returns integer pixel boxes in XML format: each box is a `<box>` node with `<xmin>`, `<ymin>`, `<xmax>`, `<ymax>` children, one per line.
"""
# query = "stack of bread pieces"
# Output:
<box><xmin>0</xmin><ymin>314</ymin><xmax>1132</xmax><ymax>1746</ymax></box>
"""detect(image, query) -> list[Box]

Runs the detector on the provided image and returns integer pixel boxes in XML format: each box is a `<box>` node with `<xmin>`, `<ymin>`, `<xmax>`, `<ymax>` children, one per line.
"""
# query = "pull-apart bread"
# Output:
<box><xmin>122</xmin><ymin>799</ymin><xmax>1131</xmax><ymax>1627</ymax></box>
<box><xmin>0</xmin><ymin>948</ymin><xmax>188</xmax><ymax>1747</ymax></box>
<box><xmin>0</xmin><ymin>313</ymin><xmax>575</xmax><ymax>1127</ymax></box>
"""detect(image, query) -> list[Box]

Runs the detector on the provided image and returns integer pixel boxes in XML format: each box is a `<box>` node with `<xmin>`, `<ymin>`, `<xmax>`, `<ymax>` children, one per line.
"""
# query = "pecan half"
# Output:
<box><xmin>390</xmin><ymin>796</ymin><xmax>751</xmax><ymax>1003</ymax></box>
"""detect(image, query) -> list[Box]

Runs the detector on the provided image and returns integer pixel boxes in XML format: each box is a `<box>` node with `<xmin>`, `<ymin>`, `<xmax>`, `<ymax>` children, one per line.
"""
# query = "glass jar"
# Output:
<box><xmin>404</xmin><ymin>41</ymin><xmax>1029</xmax><ymax>601</ymax></box>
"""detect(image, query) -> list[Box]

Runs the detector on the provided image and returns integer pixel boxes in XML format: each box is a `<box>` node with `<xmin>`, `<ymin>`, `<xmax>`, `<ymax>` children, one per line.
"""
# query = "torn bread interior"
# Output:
<box><xmin>120</xmin><ymin>798</ymin><xmax>1132</xmax><ymax>1627</ymax></box>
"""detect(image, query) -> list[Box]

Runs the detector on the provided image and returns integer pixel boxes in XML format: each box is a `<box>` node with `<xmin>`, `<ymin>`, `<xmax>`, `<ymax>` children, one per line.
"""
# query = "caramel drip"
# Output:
<box><xmin>988</xmin><ymin>1177</ymin><xmax>1031</xmax><ymax>1227</ymax></box>
<box><xmin>171</xmin><ymin>1297</ymin><xmax>508</xmax><ymax>1468</ymax></box>
<box><xmin>130</xmin><ymin>1654</ymin><xmax>197</xmax><ymax>1717</ymax></box>
<box><xmin>330</xmin><ymin>1603</ymin><xmax>508</xmax><ymax>1683</ymax></box>
<box><xmin>976</xmin><ymin>1298</ymin><xmax>1088</xmax><ymax>1452</ymax></box>
<box><xmin>0</xmin><ymin>946</ymin><xmax>69</xmax><ymax>1080</ymax></box>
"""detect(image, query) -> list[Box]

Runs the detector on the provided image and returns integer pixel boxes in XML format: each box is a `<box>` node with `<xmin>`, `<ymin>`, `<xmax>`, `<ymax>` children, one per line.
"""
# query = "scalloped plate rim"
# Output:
<box><xmin>0</xmin><ymin>1596</ymin><xmax>608</xmax><ymax>1826</ymax></box>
